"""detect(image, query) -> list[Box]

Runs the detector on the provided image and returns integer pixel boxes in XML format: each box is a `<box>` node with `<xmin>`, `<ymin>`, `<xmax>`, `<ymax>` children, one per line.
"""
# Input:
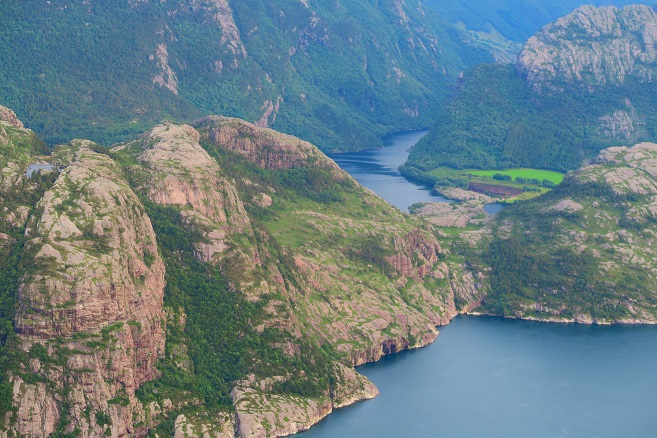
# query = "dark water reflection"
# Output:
<box><xmin>484</xmin><ymin>202</ymin><xmax>505</xmax><ymax>215</ymax></box>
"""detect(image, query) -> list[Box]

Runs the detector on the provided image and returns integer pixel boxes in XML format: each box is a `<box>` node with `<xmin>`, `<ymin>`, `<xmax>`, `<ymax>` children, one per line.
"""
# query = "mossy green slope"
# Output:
<box><xmin>474</xmin><ymin>143</ymin><xmax>657</xmax><ymax>324</ymax></box>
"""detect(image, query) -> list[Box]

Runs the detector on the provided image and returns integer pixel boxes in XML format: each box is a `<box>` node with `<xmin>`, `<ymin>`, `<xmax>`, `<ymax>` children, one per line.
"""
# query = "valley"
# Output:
<box><xmin>1</xmin><ymin>1</ymin><xmax>657</xmax><ymax>437</ymax></box>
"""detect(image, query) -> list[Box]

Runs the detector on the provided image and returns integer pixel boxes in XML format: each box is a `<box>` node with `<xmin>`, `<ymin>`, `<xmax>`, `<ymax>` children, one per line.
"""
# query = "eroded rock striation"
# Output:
<box><xmin>7</xmin><ymin>142</ymin><xmax>166</xmax><ymax>436</ymax></box>
<box><xmin>519</xmin><ymin>5</ymin><xmax>657</xmax><ymax>89</ymax></box>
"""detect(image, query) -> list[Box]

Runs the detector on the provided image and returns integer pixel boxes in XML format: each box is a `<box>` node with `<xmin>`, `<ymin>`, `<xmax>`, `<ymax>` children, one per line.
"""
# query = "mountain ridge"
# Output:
<box><xmin>0</xmin><ymin>106</ymin><xmax>483</xmax><ymax>437</ymax></box>
<box><xmin>407</xmin><ymin>4</ymin><xmax>657</xmax><ymax>174</ymax></box>
<box><xmin>0</xmin><ymin>0</ymin><xmax>491</xmax><ymax>152</ymax></box>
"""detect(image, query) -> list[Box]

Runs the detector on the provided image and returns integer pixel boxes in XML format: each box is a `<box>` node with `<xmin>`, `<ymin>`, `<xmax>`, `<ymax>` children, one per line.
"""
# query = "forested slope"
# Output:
<box><xmin>0</xmin><ymin>0</ymin><xmax>490</xmax><ymax>152</ymax></box>
<box><xmin>407</xmin><ymin>5</ymin><xmax>657</xmax><ymax>176</ymax></box>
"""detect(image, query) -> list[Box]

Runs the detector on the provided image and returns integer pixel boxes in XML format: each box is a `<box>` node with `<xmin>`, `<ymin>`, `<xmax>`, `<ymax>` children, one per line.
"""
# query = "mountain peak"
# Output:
<box><xmin>518</xmin><ymin>4</ymin><xmax>657</xmax><ymax>89</ymax></box>
<box><xmin>0</xmin><ymin>105</ymin><xmax>23</xmax><ymax>128</ymax></box>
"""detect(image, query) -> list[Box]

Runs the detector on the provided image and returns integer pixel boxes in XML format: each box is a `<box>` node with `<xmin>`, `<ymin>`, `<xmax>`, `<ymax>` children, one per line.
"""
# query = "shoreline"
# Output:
<box><xmin>284</xmin><ymin>306</ymin><xmax>657</xmax><ymax>437</ymax></box>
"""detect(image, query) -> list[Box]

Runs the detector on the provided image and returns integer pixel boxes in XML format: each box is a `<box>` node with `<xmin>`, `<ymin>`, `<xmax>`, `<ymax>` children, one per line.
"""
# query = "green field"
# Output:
<box><xmin>467</xmin><ymin>168</ymin><xmax>565</xmax><ymax>184</ymax></box>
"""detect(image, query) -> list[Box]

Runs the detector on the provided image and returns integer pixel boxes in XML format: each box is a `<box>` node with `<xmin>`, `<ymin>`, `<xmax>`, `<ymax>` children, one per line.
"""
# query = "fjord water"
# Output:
<box><xmin>328</xmin><ymin>131</ymin><xmax>448</xmax><ymax>211</ymax></box>
<box><xmin>309</xmin><ymin>132</ymin><xmax>657</xmax><ymax>437</ymax></box>
<box><xmin>299</xmin><ymin>316</ymin><xmax>657</xmax><ymax>438</ymax></box>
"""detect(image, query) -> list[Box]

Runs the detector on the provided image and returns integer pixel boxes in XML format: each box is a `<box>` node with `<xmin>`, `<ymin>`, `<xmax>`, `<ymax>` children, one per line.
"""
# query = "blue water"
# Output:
<box><xmin>26</xmin><ymin>163</ymin><xmax>58</xmax><ymax>178</ymax></box>
<box><xmin>302</xmin><ymin>132</ymin><xmax>657</xmax><ymax>437</ymax></box>
<box><xmin>298</xmin><ymin>316</ymin><xmax>657</xmax><ymax>438</ymax></box>
<box><xmin>484</xmin><ymin>202</ymin><xmax>505</xmax><ymax>215</ymax></box>
<box><xmin>329</xmin><ymin>132</ymin><xmax>505</xmax><ymax>215</ymax></box>
<box><xmin>328</xmin><ymin>131</ymin><xmax>449</xmax><ymax>212</ymax></box>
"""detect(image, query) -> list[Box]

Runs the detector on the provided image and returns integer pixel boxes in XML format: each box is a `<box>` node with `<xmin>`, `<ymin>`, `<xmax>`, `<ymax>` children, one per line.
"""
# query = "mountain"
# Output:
<box><xmin>423</xmin><ymin>0</ymin><xmax>651</xmax><ymax>45</ymax></box>
<box><xmin>474</xmin><ymin>142</ymin><xmax>657</xmax><ymax>324</ymax></box>
<box><xmin>0</xmin><ymin>106</ymin><xmax>484</xmax><ymax>436</ymax></box>
<box><xmin>406</xmin><ymin>5</ymin><xmax>657</xmax><ymax>175</ymax></box>
<box><xmin>0</xmin><ymin>0</ymin><xmax>491</xmax><ymax>152</ymax></box>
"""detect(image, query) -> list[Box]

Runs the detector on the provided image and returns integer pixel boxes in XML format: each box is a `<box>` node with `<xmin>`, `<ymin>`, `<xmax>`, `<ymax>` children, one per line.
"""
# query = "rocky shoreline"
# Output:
<box><xmin>467</xmin><ymin>311</ymin><xmax>657</xmax><ymax>326</ymax></box>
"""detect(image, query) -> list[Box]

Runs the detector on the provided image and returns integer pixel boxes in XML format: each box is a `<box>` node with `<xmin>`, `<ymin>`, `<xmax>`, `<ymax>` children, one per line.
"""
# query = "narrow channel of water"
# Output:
<box><xmin>328</xmin><ymin>131</ymin><xmax>449</xmax><ymax>212</ymax></box>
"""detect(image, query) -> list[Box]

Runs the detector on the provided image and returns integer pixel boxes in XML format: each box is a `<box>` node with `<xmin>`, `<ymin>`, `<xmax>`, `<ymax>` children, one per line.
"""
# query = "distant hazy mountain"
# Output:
<box><xmin>423</xmin><ymin>0</ymin><xmax>651</xmax><ymax>42</ymax></box>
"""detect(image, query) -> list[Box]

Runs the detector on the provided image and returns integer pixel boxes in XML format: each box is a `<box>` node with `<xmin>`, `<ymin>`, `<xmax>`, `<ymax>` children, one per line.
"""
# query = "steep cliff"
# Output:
<box><xmin>519</xmin><ymin>5</ymin><xmax>657</xmax><ymax>89</ymax></box>
<box><xmin>5</xmin><ymin>142</ymin><xmax>166</xmax><ymax>436</ymax></box>
<box><xmin>475</xmin><ymin>142</ymin><xmax>657</xmax><ymax>324</ymax></box>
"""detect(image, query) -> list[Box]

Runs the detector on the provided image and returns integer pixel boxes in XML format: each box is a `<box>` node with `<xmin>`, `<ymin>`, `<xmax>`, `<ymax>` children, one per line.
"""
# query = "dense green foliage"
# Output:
<box><xmin>137</xmin><ymin>202</ymin><xmax>336</xmax><ymax>411</ymax></box>
<box><xmin>139</xmin><ymin>202</ymin><xmax>249</xmax><ymax>408</ymax></box>
<box><xmin>478</xmin><ymin>178</ymin><xmax>657</xmax><ymax>320</ymax></box>
<box><xmin>0</xmin><ymin>0</ymin><xmax>491</xmax><ymax>151</ymax></box>
<box><xmin>424</xmin><ymin>0</ymin><xmax>650</xmax><ymax>42</ymax></box>
<box><xmin>0</xmin><ymin>1</ymin><xmax>199</xmax><ymax>147</ymax></box>
<box><xmin>406</xmin><ymin>63</ymin><xmax>657</xmax><ymax>174</ymax></box>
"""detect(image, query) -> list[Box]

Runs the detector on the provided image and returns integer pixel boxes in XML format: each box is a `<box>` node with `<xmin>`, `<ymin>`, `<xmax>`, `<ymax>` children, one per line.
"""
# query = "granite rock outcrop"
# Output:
<box><xmin>519</xmin><ymin>5</ymin><xmax>657</xmax><ymax>89</ymax></box>
<box><xmin>7</xmin><ymin>143</ymin><xmax>166</xmax><ymax>436</ymax></box>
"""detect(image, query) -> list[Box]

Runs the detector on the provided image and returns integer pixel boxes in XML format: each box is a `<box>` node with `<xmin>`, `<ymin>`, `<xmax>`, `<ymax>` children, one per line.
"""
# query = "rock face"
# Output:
<box><xmin>518</xmin><ymin>5</ymin><xmax>657</xmax><ymax>89</ymax></box>
<box><xmin>117</xmin><ymin>123</ymin><xmax>254</xmax><ymax>269</ymax></box>
<box><xmin>597</xmin><ymin>104</ymin><xmax>645</xmax><ymax>143</ymax></box>
<box><xmin>8</xmin><ymin>143</ymin><xmax>166</xmax><ymax>436</ymax></box>
<box><xmin>152</xmin><ymin>43</ymin><xmax>179</xmax><ymax>95</ymax></box>
<box><xmin>0</xmin><ymin>105</ymin><xmax>23</xmax><ymax>128</ymax></box>
<box><xmin>412</xmin><ymin>201</ymin><xmax>487</xmax><ymax>228</ymax></box>
<box><xmin>585</xmin><ymin>142</ymin><xmax>657</xmax><ymax>195</ymax></box>
<box><xmin>193</xmin><ymin>116</ymin><xmax>343</xmax><ymax>172</ymax></box>
<box><xmin>231</xmin><ymin>365</ymin><xmax>378</xmax><ymax>438</ymax></box>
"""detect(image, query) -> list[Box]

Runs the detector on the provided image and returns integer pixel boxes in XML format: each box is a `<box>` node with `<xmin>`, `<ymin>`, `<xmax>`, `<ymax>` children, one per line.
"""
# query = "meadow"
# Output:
<box><xmin>467</xmin><ymin>168</ymin><xmax>565</xmax><ymax>184</ymax></box>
